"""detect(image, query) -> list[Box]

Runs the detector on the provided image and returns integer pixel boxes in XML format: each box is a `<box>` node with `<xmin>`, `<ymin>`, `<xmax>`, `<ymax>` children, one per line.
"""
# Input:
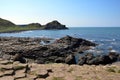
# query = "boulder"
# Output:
<box><xmin>77</xmin><ymin>56</ymin><xmax>86</xmax><ymax>65</ymax></box>
<box><xmin>55</xmin><ymin>57</ymin><xmax>65</xmax><ymax>63</ymax></box>
<box><xmin>65</xmin><ymin>54</ymin><xmax>76</xmax><ymax>64</ymax></box>
<box><xmin>108</xmin><ymin>52</ymin><xmax>118</xmax><ymax>62</ymax></box>
<box><xmin>13</xmin><ymin>54</ymin><xmax>26</xmax><ymax>63</ymax></box>
<box><xmin>56</xmin><ymin>35</ymin><xmax>96</xmax><ymax>49</ymax></box>
<box><xmin>36</xmin><ymin>69</ymin><xmax>49</xmax><ymax>78</ymax></box>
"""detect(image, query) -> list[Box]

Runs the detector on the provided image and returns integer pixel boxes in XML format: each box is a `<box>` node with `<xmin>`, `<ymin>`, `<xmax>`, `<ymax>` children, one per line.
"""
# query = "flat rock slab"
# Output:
<box><xmin>0</xmin><ymin>70</ymin><xmax>14</xmax><ymax>77</ymax></box>
<box><xmin>0</xmin><ymin>60</ymin><xmax>13</xmax><ymax>65</ymax></box>
<box><xmin>14</xmin><ymin>73</ymin><xmax>26</xmax><ymax>79</ymax></box>
<box><xmin>36</xmin><ymin>69</ymin><xmax>49</xmax><ymax>78</ymax></box>
<box><xmin>0</xmin><ymin>76</ymin><xmax>14</xmax><ymax>80</ymax></box>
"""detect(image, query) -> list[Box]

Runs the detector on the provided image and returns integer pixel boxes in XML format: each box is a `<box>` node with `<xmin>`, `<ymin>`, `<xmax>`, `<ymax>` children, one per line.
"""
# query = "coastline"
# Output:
<box><xmin>0</xmin><ymin>36</ymin><xmax>119</xmax><ymax>65</ymax></box>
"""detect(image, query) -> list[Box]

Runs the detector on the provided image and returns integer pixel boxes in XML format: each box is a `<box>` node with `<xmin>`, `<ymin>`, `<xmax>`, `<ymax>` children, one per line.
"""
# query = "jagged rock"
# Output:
<box><xmin>56</xmin><ymin>35</ymin><xmax>96</xmax><ymax>48</ymax></box>
<box><xmin>13</xmin><ymin>54</ymin><xmax>26</xmax><ymax>63</ymax></box>
<box><xmin>65</xmin><ymin>54</ymin><xmax>76</xmax><ymax>64</ymax></box>
<box><xmin>108</xmin><ymin>52</ymin><xmax>118</xmax><ymax>62</ymax></box>
<box><xmin>55</xmin><ymin>57</ymin><xmax>65</xmax><ymax>63</ymax></box>
<box><xmin>77</xmin><ymin>56</ymin><xmax>86</xmax><ymax>65</ymax></box>
<box><xmin>44</xmin><ymin>20</ymin><xmax>68</xmax><ymax>30</ymax></box>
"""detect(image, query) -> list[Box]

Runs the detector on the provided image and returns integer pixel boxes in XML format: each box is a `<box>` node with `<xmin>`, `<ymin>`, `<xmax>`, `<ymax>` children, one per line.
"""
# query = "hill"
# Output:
<box><xmin>0</xmin><ymin>18</ymin><xmax>16</xmax><ymax>27</ymax></box>
<box><xmin>0</xmin><ymin>18</ymin><xmax>68</xmax><ymax>33</ymax></box>
<box><xmin>44</xmin><ymin>20</ymin><xmax>68</xmax><ymax>29</ymax></box>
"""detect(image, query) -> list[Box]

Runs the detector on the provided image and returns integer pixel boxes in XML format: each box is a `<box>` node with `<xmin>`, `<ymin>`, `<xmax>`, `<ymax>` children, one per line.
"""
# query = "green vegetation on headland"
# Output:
<box><xmin>0</xmin><ymin>18</ymin><xmax>68</xmax><ymax>33</ymax></box>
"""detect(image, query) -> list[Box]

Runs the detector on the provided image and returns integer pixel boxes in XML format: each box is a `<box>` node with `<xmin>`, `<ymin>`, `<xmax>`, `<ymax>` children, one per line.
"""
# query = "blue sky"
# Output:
<box><xmin>0</xmin><ymin>0</ymin><xmax>120</xmax><ymax>27</ymax></box>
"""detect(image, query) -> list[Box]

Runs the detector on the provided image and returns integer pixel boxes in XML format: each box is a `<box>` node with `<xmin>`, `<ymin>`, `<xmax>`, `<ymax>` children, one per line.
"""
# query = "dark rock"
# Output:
<box><xmin>77</xmin><ymin>56</ymin><xmax>86</xmax><ymax>65</ymax></box>
<box><xmin>35</xmin><ymin>58</ymin><xmax>46</xmax><ymax>64</ymax></box>
<box><xmin>55</xmin><ymin>57</ymin><xmax>65</xmax><ymax>63</ymax></box>
<box><xmin>13</xmin><ymin>54</ymin><xmax>26</xmax><ymax>63</ymax></box>
<box><xmin>65</xmin><ymin>54</ymin><xmax>76</xmax><ymax>64</ymax></box>
<box><xmin>86</xmin><ymin>53</ymin><xmax>94</xmax><ymax>64</ymax></box>
<box><xmin>0</xmin><ymin>36</ymin><xmax>97</xmax><ymax>65</ymax></box>
<box><xmin>118</xmin><ymin>54</ymin><xmax>120</xmax><ymax>61</ymax></box>
<box><xmin>44</xmin><ymin>20</ymin><xmax>68</xmax><ymax>30</ymax></box>
<box><xmin>108</xmin><ymin>52</ymin><xmax>118</xmax><ymax>62</ymax></box>
<box><xmin>56</xmin><ymin>35</ymin><xmax>96</xmax><ymax>49</ymax></box>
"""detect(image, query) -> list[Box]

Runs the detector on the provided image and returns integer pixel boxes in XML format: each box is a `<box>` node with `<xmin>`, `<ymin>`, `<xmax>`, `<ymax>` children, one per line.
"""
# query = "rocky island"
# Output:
<box><xmin>0</xmin><ymin>18</ymin><xmax>68</xmax><ymax>33</ymax></box>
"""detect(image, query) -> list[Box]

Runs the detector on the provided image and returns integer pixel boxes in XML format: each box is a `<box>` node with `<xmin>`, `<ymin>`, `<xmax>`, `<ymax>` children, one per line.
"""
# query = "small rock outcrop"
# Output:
<box><xmin>44</xmin><ymin>20</ymin><xmax>68</xmax><ymax>30</ymax></box>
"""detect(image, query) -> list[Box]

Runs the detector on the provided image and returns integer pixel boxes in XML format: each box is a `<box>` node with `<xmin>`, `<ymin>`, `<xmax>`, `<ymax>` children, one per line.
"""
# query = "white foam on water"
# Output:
<box><xmin>110</xmin><ymin>50</ymin><xmax>117</xmax><ymax>53</ymax></box>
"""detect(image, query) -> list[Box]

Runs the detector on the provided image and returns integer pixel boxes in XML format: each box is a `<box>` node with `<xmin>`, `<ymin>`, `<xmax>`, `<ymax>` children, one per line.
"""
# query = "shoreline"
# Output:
<box><xmin>0</xmin><ymin>36</ymin><xmax>120</xmax><ymax>65</ymax></box>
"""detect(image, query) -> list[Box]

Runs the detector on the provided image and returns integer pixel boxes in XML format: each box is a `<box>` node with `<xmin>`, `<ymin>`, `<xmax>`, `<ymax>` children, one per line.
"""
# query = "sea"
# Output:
<box><xmin>0</xmin><ymin>27</ymin><xmax>120</xmax><ymax>54</ymax></box>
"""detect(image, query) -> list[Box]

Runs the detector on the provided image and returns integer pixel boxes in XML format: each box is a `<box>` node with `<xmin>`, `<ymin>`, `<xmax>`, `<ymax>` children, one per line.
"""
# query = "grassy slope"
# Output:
<box><xmin>0</xmin><ymin>26</ymin><xmax>44</xmax><ymax>33</ymax></box>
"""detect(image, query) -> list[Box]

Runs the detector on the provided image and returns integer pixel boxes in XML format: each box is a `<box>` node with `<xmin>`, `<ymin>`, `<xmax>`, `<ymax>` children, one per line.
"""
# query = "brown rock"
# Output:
<box><xmin>36</xmin><ymin>69</ymin><xmax>49</xmax><ymax>78</ymax></box>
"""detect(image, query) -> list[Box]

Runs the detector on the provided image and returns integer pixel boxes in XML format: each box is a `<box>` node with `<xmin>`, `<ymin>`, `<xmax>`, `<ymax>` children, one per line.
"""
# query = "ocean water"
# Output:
<box><xmin>0</xmin><ymin>27</ymin><xmax>120</xmax><ymax>53</ymax></box>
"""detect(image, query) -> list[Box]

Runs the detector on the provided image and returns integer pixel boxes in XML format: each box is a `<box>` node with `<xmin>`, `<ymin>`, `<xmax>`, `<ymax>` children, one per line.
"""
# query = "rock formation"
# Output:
<box><xmin>44</xmin><ymin>20</ymin><xmax>68</xmax><ymax>30</ymax></box>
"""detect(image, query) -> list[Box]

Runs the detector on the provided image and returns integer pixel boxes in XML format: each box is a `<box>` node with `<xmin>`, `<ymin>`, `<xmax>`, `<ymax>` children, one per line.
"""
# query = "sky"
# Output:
<box><xmin>0</xmin><ymin>0</ymin><xmax>120</xmax><ymax>27</ymax></box>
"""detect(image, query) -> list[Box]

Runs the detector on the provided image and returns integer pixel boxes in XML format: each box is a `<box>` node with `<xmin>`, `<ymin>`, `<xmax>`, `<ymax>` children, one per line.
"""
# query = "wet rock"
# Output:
<box><xmin>55</xmin><ymin>57</ymin><xmax>65</xmax><ymax>63</ymax></box>
<box><xmin>65</xmin><ymin>54</ymin><xmax>76</xmax><ymax>64</ymax></box>
<box><xmin>77</xmin><ymin>56</ymin><xmax>86</xmax><ymax>65</ymax></box>
<box><xmin>13</xmin><ymin>54</ymin><xmax>26</xmax><ymax>63</ymax></box>
<box><xmin>0</xmin><ymin>36</ymin><xmax>97</xmax><ymax>65</ymax></box>
<box><xmin>108</xmin><ymin>52</ymin><xmax>118</xmax><ymax>62</ymax></box>
<box><xmin>56</xmin><ymin>35</ymin><xmax>96</xmax><ymax>48</ymax></box>
<box><xmin>86</xmin><ymin>53</ymin><xmax>94</xmax><ymax>64</ymax></box>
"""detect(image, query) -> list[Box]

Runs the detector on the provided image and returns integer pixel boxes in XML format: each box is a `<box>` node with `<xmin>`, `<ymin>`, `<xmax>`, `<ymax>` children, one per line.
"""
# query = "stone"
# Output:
<box><xmin>65</xmin><ymin>54</ymin><xmax>76</xmax><ymax>64</ymax></box>
<box><xmin>0</xmin><ymin>70</ymin><xmax>14</xmax><ymax>77</ymax></box>
<box><xmin>77</xmin><ymin>56</ymin><xmax>86</xmax><ymax>65</ymax></box>
<box><xmin>0</xmin><ymin>60</ymin><xmax>12</xmax><ymax>65</ymax></box>
<box><xmin>13</xmin><ymin>54</ymin><xmax>26</xmax><ymax>63</ymax></box>
<box><xmin>0</xmin><ymin>76</ymin><xmax>14</xmax><ymax>80</ymax></box>
<box><xmin>36</xmin><ymin>69</ymin><xmax>49</xmax><ymax>78</ymax></box>
<box><xmin>108</xmin><ymin>52</ymin><xmax>118</xmax><ymax>62</ymax></box>
<box><xmin>14</xmin><ymin>73</ymin><xmax>26</xmax><ymax>79</ymax></box>
<box><xmin>55</xmin><ymin>57</ymin><xmax>65</xmax><ymax>63</ymax></box>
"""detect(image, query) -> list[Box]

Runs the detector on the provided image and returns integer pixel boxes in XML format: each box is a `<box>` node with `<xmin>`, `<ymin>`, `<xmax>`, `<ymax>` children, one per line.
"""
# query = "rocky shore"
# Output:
<box><xmin>0</xmin><ymin>36</ymin><xmax>120</xmax><ymax>65</ymax></box>
<box><xmin>0</xmin><ymin>36</ymin><xmax>120</xmax><ymax>80</ymax></box>
<box><xmin>0</xmin><ymin>59</ymin><xmax>120</xmax><ymax>80</ymax></box>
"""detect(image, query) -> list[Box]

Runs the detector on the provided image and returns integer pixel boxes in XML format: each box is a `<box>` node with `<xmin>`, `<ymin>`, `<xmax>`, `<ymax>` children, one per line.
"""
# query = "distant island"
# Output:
<box><xmin>0</xmin><ymin>18</ymin><xmax>68</xmax><ymax>33</ymax></box>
